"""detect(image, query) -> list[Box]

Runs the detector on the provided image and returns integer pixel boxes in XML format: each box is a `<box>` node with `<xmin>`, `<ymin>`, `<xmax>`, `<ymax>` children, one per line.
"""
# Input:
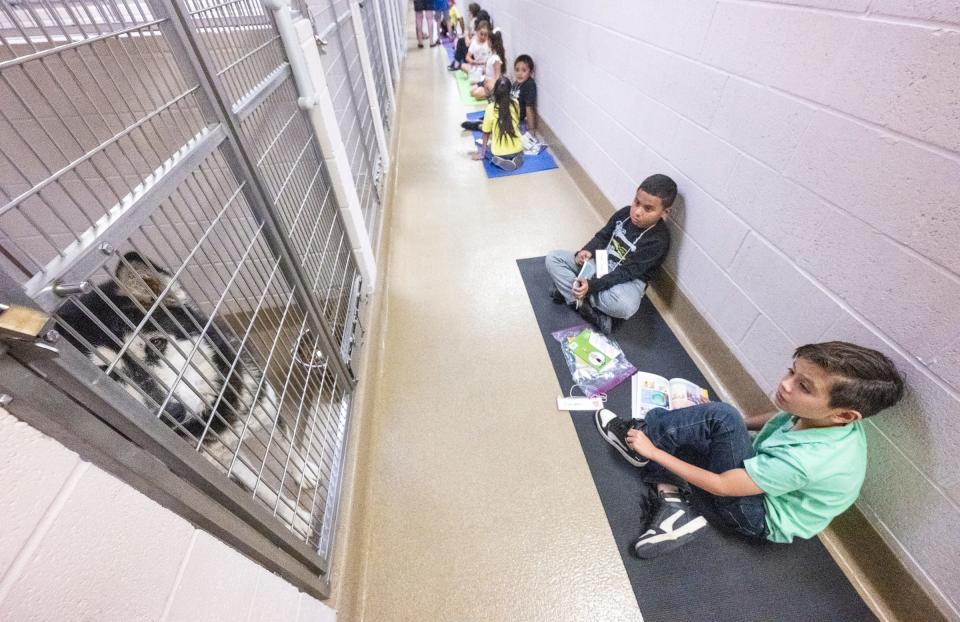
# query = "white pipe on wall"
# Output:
<box><xmin>263</xmin><ymin>0</ymin><xmax>319</xmax><ymax>111</ymax></box>
<box><xmin>293</xmin><ymin>17</ymin><xmax>377</xmax><ymax>293</ymax></box>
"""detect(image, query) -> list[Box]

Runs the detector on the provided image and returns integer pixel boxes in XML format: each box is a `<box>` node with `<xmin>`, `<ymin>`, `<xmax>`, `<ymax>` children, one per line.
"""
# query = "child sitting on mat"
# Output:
<box><xmin>450</xmin><ymin>4</ymin><xmax>490</xmax><ymax>71</ymax></box>
<box><xmin>471</xmin><ymin>77</ymin><xmax>523</xmax><ymax>172</ymax></box>
<box><xmin>596</xmin><ymin>341</ymin><xmax>904</xmax><ymax>559</ymax></box>
<box><xmin>469</xmin><ymin>28</ymin><xmax>505</xmax><ymax>99</ymax></box>
<box><xmin>511</xmin><ymin>54</ymin><xmax>540</xmax><ymax>152</ymax></box>
<box><xmin>461</xmin><ymin>20</ymin><xmax>491</xmax><ymax>83</ymax></box>
<box><xmin>512</xmin><ymin>55</ymin><xmax>538</xmax><ymax>131</ymax></box>
<box><xmin>461</xmin><ymin>54</ymin><xmax>538</xmax><ymax>142</ymax></box>
<box><xmin>545</xmin><ymin>174</ymin><xmax>676</xmax><ymax>334</ymax></box>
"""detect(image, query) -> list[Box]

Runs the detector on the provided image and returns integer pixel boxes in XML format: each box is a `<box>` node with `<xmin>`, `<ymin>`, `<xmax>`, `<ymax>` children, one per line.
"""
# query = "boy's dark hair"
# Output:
<box><xmin>492</xmin><ymin>77</ymin><xmax>517</xmax><ymax>139</ymax></box>
<box><xmin>515</xmin><ymin>54</ymin><xmax>534</xmax><ymax>72</ymax></box>
<box><xmin>794</xmin><ymin>341</ymin><xmax>905</xmax><ymax>418</ymax></box>
<box><xmin>639</xmin><ymin>174</ymin><xmax>678</xmax><ymax>208</ymax></box>
<box><xmin>468</xmin><ymin>2</ymin><xmax>480</xmax><ymax>16</ymax></box>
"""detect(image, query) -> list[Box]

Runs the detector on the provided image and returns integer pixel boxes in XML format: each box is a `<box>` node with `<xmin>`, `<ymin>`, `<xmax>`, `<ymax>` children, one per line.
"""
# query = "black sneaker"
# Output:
<box><xmin>595</xmin><ymin>409</ymin><xmax>647</xmax><ymax>467</ymax></box>
<box><xmin>460</xmin><ymin>120</ymin><xmax>482</xmax><ymax>131</ymax></box>
<box><xmin>578</xmin><ymin>297</ymin><xmax>613</xmax><ymax>334</ymax></box>
<box><xmin>447</xmin><ymin>61</ymin><xmax>461</xmax><ymax>71</ymax></box>
<box><xmin>634</xmin><ymin>491</ymin><xmax>708</xmax><ymax>559</ymax></box>
<box><xmin>550</xmin><ymin>286</ymin><xmax>566</xmax><ymax>304</ymax></box>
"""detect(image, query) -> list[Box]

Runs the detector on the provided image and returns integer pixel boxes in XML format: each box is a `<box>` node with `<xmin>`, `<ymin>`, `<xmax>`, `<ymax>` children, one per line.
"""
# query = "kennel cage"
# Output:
<box><xmin>0</xmin><ymin>0</ymin><xmax>401</xmax><ymax>596</ymax></box>
<box><xmin>308</xmin><ymin>0</ymin><xmax>383</xmax><ymax>244</ymax></box>
<box><xmin>358</xmin><ymin>0</ymin><xmax>392</xmax><ymax>139</ymax></box>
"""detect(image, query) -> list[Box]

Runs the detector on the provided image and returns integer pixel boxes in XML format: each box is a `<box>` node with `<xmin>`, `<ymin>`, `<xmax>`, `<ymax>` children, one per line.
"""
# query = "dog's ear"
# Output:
<box><xmin>115</xmin><ymin>252</ymin><xmax>187</xmax><ymax>306</ymax></box>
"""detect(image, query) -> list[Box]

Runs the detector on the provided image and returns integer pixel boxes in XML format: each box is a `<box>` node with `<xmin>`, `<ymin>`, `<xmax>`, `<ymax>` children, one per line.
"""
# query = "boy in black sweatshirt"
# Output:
<box><xmin>545</xmin><ymin>174</ymin><xmax>676</xmax><ymax>333</ymax></box>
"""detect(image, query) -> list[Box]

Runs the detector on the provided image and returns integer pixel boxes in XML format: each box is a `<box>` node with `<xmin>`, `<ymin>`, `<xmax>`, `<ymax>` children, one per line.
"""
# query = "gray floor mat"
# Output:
<box><xmin>518</xmin><ymin>256</ymin><xmax>875</xmax><ymax>622</ymax></box>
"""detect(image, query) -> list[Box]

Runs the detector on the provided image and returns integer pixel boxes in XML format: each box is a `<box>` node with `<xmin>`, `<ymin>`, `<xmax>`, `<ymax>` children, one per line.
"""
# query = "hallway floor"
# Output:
<box><xmin>341</xmin><ymin>24</ymin><xmax>644</xmax><ymax>622</ymax></box>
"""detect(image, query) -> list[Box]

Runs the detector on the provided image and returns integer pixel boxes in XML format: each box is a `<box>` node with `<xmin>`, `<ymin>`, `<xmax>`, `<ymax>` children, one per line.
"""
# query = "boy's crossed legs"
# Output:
<box><xmin>596</xmin><ymin>402</ymin><xmax>767</xmax><ymax>557</ymax></box>
<box><xmin>545</xmin><ymin>250</ymin><xmax>645</xmax><ymax>333</ymax></box>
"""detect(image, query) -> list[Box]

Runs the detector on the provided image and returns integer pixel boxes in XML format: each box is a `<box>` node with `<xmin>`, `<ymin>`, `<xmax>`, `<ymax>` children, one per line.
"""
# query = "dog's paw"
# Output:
<box><xmin>300</xmin><ymin>460</ymin><xmax>322</xmax><ymax>491</ymax></box>
<box><xmin>275</xmin><ymin>500</ymin><xmax>316</xmax><ymax>537</ymax></box>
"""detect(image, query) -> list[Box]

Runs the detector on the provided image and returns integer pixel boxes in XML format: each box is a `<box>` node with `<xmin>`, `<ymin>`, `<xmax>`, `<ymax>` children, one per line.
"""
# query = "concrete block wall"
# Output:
<box><xmin>481</xmin><ymin>0</ymin><xmax>960</xmax><ymax>614</ymax></box>
<box><xmin>0</xmin><ymin>408</ymin><xmax>336</xmax><ymax>622</ymax></box>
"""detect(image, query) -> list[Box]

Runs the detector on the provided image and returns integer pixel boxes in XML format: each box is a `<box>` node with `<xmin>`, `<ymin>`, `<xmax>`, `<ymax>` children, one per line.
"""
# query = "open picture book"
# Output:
<box><xmin>632</xmin><ymin>371</ymin><xmax>710</xmax><ymax>419</ymax></box>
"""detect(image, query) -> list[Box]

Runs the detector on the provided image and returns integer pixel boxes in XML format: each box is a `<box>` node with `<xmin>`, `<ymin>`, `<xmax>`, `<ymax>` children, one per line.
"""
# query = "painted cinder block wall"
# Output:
<box><xmin>481</xmin><ymin>0</ymin><xmax>960</xmax><ymax>614</ymax></box>
<box><xmin>0</xmin><ymin>408</ymin><xmax>337</xmax><ymax>621</ymax></box>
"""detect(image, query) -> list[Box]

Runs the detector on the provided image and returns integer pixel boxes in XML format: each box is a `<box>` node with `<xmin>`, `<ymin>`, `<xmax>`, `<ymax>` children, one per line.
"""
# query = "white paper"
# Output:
<box><xmin>595</xmin><ymin>249</ymin><xmax>609</xmax><ymax>277</ymax></box>
<box><xmin>557</xmin><ymin>396</ymin><xmax>605</xmax><ymax>411</ymax></box>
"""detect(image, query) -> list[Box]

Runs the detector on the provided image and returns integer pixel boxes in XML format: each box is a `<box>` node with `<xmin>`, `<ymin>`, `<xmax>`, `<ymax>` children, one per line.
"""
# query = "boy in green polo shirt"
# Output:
<box><xmin>595</xmin><ymin>341</ymin><xmax>904</xmax><ymax>558</ymax></box>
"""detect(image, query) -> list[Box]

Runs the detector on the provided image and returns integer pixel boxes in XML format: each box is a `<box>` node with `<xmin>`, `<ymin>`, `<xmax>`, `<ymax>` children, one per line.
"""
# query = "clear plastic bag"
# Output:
<box><xmin>552</xmin><ymin>324</ymin><xmax>636</xmax><ymax>397</ymax></box>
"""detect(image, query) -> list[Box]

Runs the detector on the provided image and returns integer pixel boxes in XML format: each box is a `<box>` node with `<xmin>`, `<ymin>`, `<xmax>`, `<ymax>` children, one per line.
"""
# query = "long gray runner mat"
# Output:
<box><xmin>517</xmin><ymin>256</ymin><xmax>875</xmax><ymax>621</ymax></box>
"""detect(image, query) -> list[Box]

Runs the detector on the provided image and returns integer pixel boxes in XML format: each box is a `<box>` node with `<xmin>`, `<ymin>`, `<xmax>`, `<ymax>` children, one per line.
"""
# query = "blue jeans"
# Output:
<box><xmin>544</xmin><ymin>250</ymin><xmax>646</xmax><ymax>319</ymax></box>
<box><xmin>643</xmin><ymin>402</ymin><xmax>768</xmax><ymax>540</ymax></box>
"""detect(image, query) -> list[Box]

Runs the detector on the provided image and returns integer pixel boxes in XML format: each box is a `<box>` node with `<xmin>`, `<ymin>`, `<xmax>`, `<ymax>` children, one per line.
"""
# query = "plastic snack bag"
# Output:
<box><xmin>521</xmin><ymin>131</ymin><xmax>544</xmax><ymax>155</ymax></box>
<box><xmin>552</xmin><ymin>324</ymin><xmax>636</xmax><ymax>397</ymax></box>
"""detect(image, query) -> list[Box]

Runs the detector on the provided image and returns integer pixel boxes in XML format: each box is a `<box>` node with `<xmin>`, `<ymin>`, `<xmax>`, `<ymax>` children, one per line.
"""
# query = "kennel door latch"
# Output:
<box><xmin>0</xmin><ymin>303</ymin><xmax>60</xmax><ymax>361</ymax></box>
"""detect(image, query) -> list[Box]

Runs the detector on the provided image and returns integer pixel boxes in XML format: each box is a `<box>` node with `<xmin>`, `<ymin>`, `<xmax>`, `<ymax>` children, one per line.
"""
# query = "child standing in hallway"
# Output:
<box><xmin>413</xmin><ymin>0</ymin><xmax>435</xmax><ymax>49</ymax></box>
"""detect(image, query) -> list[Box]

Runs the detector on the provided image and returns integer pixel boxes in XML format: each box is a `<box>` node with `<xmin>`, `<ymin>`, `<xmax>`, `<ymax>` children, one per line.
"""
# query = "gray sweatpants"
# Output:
<box><xmin>545</xmin><ymin>250</ymin><xmax>646</xmax><ymax>319</ymax></box>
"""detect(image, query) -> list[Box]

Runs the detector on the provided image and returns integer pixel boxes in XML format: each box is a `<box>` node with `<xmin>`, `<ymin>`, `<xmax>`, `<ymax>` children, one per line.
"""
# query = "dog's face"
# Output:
<box><xmin>118</xmin><ymin>329</ymin><xmax>221</xmax><ymax>425</ymax></box>
<box><xmin>89</xmin><ymin>252</ymin><xmax>229</xmax><ymax>429</ymax></box>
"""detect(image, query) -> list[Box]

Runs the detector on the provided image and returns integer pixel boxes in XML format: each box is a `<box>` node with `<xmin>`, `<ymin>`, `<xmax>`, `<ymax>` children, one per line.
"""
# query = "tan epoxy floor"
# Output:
<box><xmin>344</xmin><ymin>28</ymin><xmax>644</xmax><ymax>622</ymax></box>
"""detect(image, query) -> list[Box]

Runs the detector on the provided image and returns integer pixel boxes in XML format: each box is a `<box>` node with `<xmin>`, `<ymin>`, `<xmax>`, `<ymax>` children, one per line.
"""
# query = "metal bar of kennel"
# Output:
<box><xmin>0</xmin><ymin>16</ymin><xmax>167</xmax><ymax>72</ymax></box>
<box><xmin>290</xmin><ymin>13</ymin><xmax>377</xmax><ymax>294</ymax></box>
<box><xmin>386</xmin><ymin>0</ymin><xmax>403</xmax><ymax>81</ymax></box>
<box><xmin>314</xmin><ymin>7</ymin><xmax>350</xmax><ymax>44</ymax></box>
<box><xmin>348</xmin><ymin>1</ymin><xmax>389</xmax><ymax>173</ymax></box>
<box><xmin>232</xmin><ymin>62</ymin><xmax>292</xmax><ymax>122</ymax></box>
<box><xmin>322</xmin><ymin>0</ymin><xmax>382</xmax><ymax>203</ymax></box>
<box><xmin>21</xmin><ymin>126</ymin><xmax>226</xmax><ymax>313</ymax></box>
<box><xmin>155</xmin><ymin>0</ymin><xmax>357</xmax><ymax>383</ymax></box>
<box><xmin>393</xmin><ymin>0</ymin><xmax>406</xmax><ymax>64</ymax></box>
<box><xmin>366</xmin><ymin>0</ymin><xmax>396</xmax><ymax>115</ymax></box>
<box><xmin>316</xmin><ymin>390</ymin><xmax>349</xmax><ymax>562</ymax></box>
<box><xmin>375</xmin><ymin>0</ymin><xmax>398</xmax><ymax>81</ymax></box>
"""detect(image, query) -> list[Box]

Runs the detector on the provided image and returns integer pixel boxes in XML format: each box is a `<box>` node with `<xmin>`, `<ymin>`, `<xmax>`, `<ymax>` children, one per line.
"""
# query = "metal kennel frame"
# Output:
<box><xmin>0</xmin><ymin>0</ymin><xmax>404</xmax><ymax>598</ymax></box>
<box><xmin>358</xmin><ymin>0</ymin><xmax>392</xmax><ymax>138</ymax></box>
<box><xmin>308</xmin><ymin>0</ymin><xmax>383</xmax><ymax>243</ymax></box>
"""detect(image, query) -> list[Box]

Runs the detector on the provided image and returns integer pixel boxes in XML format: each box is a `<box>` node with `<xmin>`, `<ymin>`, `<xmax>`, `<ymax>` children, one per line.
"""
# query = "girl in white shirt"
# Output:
<box><xmin>460</xmin><ymin>20</ymin><xmax>490</xmax><ymax>83</ymax></box>
<box><xmin>469</xmin><ymin>28</ymin><xmax>504</xmax><ymax>99</ymax></box>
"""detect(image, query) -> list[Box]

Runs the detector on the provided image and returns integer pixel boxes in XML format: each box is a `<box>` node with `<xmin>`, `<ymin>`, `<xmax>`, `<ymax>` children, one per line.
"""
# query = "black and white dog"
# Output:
<box><xmin>57</xmin><ymin>252</ymin><xmax>321</xmax><ymax>533</ymax></box>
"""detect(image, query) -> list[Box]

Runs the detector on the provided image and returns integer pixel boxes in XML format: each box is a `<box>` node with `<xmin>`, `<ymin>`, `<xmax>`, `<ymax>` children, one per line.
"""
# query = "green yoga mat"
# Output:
<box><xmin>454</xmin><ymin>72</ymin><xmax>488</xmax><ymax>106</ymax></box>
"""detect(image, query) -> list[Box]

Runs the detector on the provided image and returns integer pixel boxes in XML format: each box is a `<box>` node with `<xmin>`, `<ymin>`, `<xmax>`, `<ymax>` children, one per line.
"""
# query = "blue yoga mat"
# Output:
<box><xmin>465</xmin><ymin>111</ymin><xmax>559</xmax><ymax>179</ymax></box>
<box><xmin>443</xmin><ymin>39</ymin><xmax>455</xmax><ymax>63</ymax></box>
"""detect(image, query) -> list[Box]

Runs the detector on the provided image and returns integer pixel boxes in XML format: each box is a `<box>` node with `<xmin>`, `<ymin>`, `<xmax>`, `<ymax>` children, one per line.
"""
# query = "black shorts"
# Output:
<box><xmin>413</xmin><ymin>0</ymin><xmax>431</xmax><ymax>11</ymax></box>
